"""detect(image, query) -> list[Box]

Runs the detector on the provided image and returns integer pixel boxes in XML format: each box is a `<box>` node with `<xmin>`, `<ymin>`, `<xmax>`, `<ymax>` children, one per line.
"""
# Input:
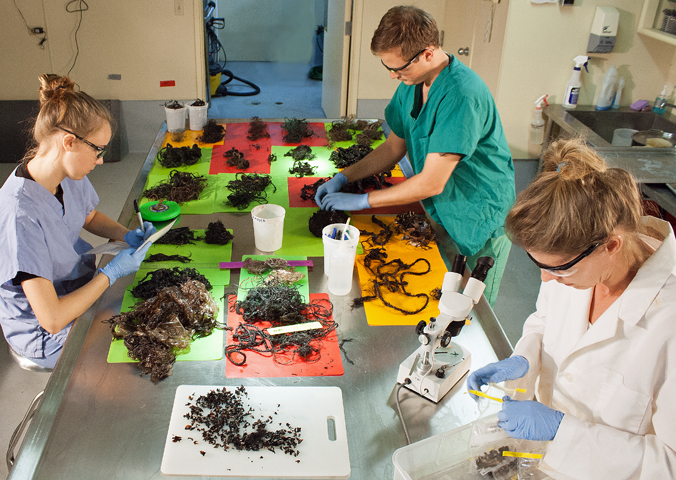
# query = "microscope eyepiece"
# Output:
<box><xmin>451</xmin><ymin>254</ymin><xmax>467</xmax><ymax>274</ymax></box>
<box><xmin>470</xmin><ymin>256</ymin><xmax>495</xmax><ymax>282</ymax></box>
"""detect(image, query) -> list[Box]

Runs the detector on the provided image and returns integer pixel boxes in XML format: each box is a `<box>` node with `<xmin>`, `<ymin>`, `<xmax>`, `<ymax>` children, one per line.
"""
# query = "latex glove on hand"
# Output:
<box><xmin>100</xmin><ymin>243</ymin><xmax>152</xmax><ymax>286</ymax></box>
<box><xmin>498</xmin><ymin>397</ymin><xmax>564</xmax><ymax>441</ymax></box>
<box><xmin>123</xmin><ymin>222</ymin><xmax>157</xmax><ymax>248</ymax></box>
<box><xmin>315</xmin><ymin>172</ymin><xmax>348</xmax><ymax>208</ymax></box>
<box><xmin>467</xmin><ymin>355</ymin><xmax>529</xmax><ymax>400</ymax></box>
<box><xmin>320</xmin><ymin>192</ymin><xmax>370</xmax><ymax>212</ymax></box>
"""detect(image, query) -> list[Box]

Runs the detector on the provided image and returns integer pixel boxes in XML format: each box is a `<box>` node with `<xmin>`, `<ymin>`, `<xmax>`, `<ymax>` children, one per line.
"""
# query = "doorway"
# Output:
<box><xmin>207</xmin><ymin>0</ymin><xmax>328</xmax><ymax>119</ymax></box>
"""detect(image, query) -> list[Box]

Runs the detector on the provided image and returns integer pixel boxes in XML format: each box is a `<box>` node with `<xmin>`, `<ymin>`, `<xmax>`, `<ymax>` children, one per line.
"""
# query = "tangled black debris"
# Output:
<box><xmin>204</xmin><ymin>220</ymin><xmax>234</xmax><ymax>245</ymax></box>
<box><xmin>142</xmin><ymin>170</ymin><xmax>208</xmax><ymax>204</ymax></box>
<box><xmin>157</xmin><ymin>143</ymin><xmax>202</xmax><ymax>168</ymax></box>
<box><xmin>227</xmin><ymin>284</ymin><xmax>336</xmax><ymax>366</ymax></box>
<box><xmin>267</xmin><ymin>153</ymin><xmax>277</xmax><ymax>164</ymax></box>
<box><xmin>223</xmin><ymin>147</ymin><xmax>250</xmax><ymax>170</ymax></box>
<box><xmin>300</xmin><ymin>177</ymin><xmax>329</xmax><ymax>202</ymax></box>
<box><xmin>224</xmin><ymin>173</ymin><xmax>275</xmax><ymax>210</ymax></box>
<box><xmin>145</xmin><ymin>253</ymin><xmax>192</xmax><ymax>264</ymax></box>
<box><xmin>155</xmin><ymin>227</ymin><xmax>200</xmax><ymax>245</ymax></box>
<box><xmin>329</xmin><ymin>144</ymin><xmax>372</xmax><ymax>169</ymax></box>
<box><xmin>132</xmin><ymin>267</ymin><xmax>212</xmax><ymax>300</ymax></box>
<box><xmin>308</xmin><ymin>209</ymin><xmax>349</xmax><ymax>238</ymax></box>
<box><xmin>289</xmin><ymin>159</ymin><xmax>316</xmax><ymax>178</ymax></box>
<box><xmin>243</xmin><ymin>257</ymin><xmax>293</xmax><ymax>275</ymax></box>
<box><xmin>196</xmin><ymin>119</ymin><xmax>225</xmax><ymax>144</ymax></box>
<box><xmin>284</xmin><ymin>145</ymin><xmax>316</xmax><ymax>162</ymax></box>
<box><xmin>351</xmin><ymin>214</ymin><xmax>437</xmax><ymax>315</ymax></box>
<box><xmin>326</xmin><ymin>120</ymin><xmax>353</xmax><ymax>144</ymax></box>
<box><xmin>182</xmin><ymin>386</ymin><xmax>303</xmax><ymax>456</ymax></box>
<box><xmin>171</xmin><ymin>131</ymin><xmax>186</xmax><ymax>143</ymax></box>
<box><xmin>281</xmin><ymin>118</ymin><xmax>314</xmax><ymax>143</ymax></box>
<box><xmin>247</xmin><ymin>116</ymin><xmax>270</xmax><ymax>141</ymax></box>
<box><xmin>395</xmin><ymin>211</ymin><xmax>436</xmax><ymax>248</ymax></box>
<box><xmin>190</xmin><ymin>99</ymin><xmax>206</xmax><ymax>106</ymax></box>
<box><xmin>106</xmin><ymin>280</ymin><xmax>220</xmax><ymax>382</ymax></box>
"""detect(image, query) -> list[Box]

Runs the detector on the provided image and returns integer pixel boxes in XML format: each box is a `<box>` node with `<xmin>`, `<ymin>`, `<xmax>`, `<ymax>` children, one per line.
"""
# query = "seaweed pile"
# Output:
<box><xmin>308</xmin><ymin>209</ymin><xmax>349</xmax><ymax>237</ymax></box>
<box><xmin>204</xmin><ymin>220</ymin><xmax>234</xmax><ymax>245</ymax></box>
<box><xmin>281</xmin><ymin>117</ymin><xmax>314</xmax><ymax>143</ymax></box>
<box><xmin>224</xmin><ymin>173</ymin><xmax>275</xmax><ymax>210</ymax></box>
<box><xmin>300</xmin><ymin>177</ymin><xmax>328</xmax><ymax>203</ymax></box>
<box><xmin>106</xmin><ymin>280</ymin><xmax>219</xmax><ymax>382</ymax></box>
<box><xmin>142</xmin><ymin>170</ymin><xmax>208</xmax><ymax>203</ymax></box>
<box><xmin>227</xmin><ymin>284</ymin><xmax>336</xmax><ymax>366</ymax></box>
<box><xmin>289</xmin><ymin>159</ymin><xmax>316</xmax><ymax>178</ymax></box>
<box><xmin>242</xmin><ymin>258</ymin><xmax>305</xmax><ymax>285</ymax></box>
<box><xmin>197</xmin><ymin>119</ymin><xmax>225</xmax><ymax>144</ymax></box>
<box><xmin>180</xmin><ymin>386</ymin><xmax>302</xmax><ymax>457</ymax></box>
<box><xmin>155</xmin><ymin>227</ymin><xmax>200</xmax><ymax>245</ymax></box>
<box><xmin>157</xmin><ymin>143</ymin><xmax>202</xmax><ymax>168</ymax></box>
<box><xmin>352</xmin><ymin>214</ymin><xmax>438</xmax><ymax>315</ymax></box>
<box><xmin>145</xmin><ymin>253</ymin><xmax>192</xmax><ymax>264</ymax></box>
<box><xmin>284</xmin><ymin>145</ymin><xmax>315</xmax><ymax>162</ymax></box>
<box><xmin>247</xmin><ymin>116</ymin><xmax>270</xmax><ymax>141</ymax></box>
<box><xmin>329</xmin><ymin>144</ymin><xmax>372</xmax><ymax>169</ymax></box>
<box><xmin>223</xmin><ymin>147</ymin><xmax>250</xmax><ymax>170</ymax></box>
<box><xmin>132</xmin><ymin>267</ymin><xmax>212</xmax><ymax>300</ymax></box>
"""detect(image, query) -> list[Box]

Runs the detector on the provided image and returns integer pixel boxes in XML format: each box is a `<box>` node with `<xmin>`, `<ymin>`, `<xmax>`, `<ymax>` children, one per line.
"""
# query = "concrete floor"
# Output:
<box><xmin>0</xmin><ymin>61</ymin><xmax>540</xmax><ymax>478</ymax></box>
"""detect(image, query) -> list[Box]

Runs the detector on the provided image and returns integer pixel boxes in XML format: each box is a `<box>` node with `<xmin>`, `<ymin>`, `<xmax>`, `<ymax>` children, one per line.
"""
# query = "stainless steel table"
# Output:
<box><xmin>9</xmin><ymin>121</ymin><xmax>512</xmax><ymax>480</ymax></box>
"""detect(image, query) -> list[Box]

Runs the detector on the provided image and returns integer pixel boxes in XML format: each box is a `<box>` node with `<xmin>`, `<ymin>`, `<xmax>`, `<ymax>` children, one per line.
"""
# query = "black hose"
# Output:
<box><xmin>217</xmin><ymin>69</ymin><xmax>261</xmax><ymax>97</ymax></box>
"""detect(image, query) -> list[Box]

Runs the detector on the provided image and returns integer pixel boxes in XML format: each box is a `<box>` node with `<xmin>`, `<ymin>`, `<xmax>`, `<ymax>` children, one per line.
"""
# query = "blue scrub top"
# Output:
<box><xmin>0</xmin><ymin>169</ymin><xmax>98</xmax><ymax>358</ymax></box>
<box><xmin>385</xmin><ymin>55</ymin><xmax>515</xmax><ymax>257</ymax></box>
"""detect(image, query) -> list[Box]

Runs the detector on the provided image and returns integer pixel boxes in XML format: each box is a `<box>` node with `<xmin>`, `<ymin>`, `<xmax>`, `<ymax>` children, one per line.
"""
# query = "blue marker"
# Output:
<box><xmin>332</xmin><ymin>227</ymin><xmax>337</xmax><ymax>239</ymax></box>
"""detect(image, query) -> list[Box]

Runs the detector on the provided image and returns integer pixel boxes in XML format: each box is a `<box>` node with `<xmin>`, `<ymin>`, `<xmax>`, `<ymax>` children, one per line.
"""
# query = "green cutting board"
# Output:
<box><xmin>140</xmin><ymin>174</ymin><xmax>217</xmax><ymax>215</ymax></box>
<box><xmin>236</xmin><ymin>255</ymin><xmax>309</xmax><ymax>303</ymax></box>
<box><xmin>138</xmin><ymin>229</ymin><xmax>233</xmax><ymax>286</ymax></box>
<box><xmin>107</xmin><ymin>286</ymin><xmax>225</xmax><ymax>363</ymax></box>
<box><xmin>147</xmin><ymin>147</ymin><xmax>212</xmax><ymax>182</ymax></box>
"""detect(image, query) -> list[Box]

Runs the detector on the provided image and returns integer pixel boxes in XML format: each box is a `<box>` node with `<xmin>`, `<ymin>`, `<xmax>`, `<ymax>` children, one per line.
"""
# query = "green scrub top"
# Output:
<box><xmin>385</xmin><ymin>55</ymin><xmax>515</xmax><ymax>257</ymax></box>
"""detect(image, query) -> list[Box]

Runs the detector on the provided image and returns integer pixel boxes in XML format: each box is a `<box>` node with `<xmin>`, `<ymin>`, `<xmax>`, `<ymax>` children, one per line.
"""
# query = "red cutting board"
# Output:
<box><xmin>225</xmin><ymin>294</ymin><xmax>344</xmax><ymax>378</ymax></box>
<box><xmin>209</xmin><ymin>123</ymin><xmax>272</xmax><ymax>174</ymax></box>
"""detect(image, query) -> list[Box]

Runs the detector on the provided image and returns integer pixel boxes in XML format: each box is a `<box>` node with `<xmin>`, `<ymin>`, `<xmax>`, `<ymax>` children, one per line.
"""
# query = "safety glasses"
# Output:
<box><xmin>381</xmin><ymin>49</ymin><xmax>428</xmax><ymax>73</ymax></box>
<box><xmin>58</xmin><ymin>127</ymin><xmax>107</xmax><ymax>159</ymax></box>
<box><xmin>526</xmin><ymin>243</ymin><xmax>600</xmax><ymax>277</ymax></box>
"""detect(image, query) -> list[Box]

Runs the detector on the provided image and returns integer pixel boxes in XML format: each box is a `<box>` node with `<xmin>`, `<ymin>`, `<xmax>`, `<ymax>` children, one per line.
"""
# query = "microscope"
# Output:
<box><xmin>396</xmin><ymin>255</ymin><xmax>494</xmax><ymax>403</ymax></box>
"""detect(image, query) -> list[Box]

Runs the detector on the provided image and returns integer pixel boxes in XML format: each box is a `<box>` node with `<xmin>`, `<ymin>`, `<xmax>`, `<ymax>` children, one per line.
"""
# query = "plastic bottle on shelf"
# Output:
<box><xmin>563</xmin><ymin>56</ymin><xmax>589</xmax><ymax>110</ymax></box>
<box><xmin>653</xmin><ymin>85</ymin><xmax>669</xmax><ymax>115</ymax></box>
<box><xmin>529</xmin><ymin>94</ymin><xmax>548</xmax><ymax>145</ymax></box>
<box><xmin>595</xmin><ymin>65</ymin><xmax>618</xmax><ymax>111</ymax></box>
<box><xmin>612</xmin><ymin>77</ymin><xmax>624</xmax><ymax>109</ymax></box>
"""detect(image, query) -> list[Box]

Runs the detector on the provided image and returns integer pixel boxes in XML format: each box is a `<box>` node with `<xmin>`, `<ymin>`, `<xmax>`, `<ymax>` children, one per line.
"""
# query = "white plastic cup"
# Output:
<box><xmin>188</xmin><ymin>104</ymin><xmax>208</xmax><ymax>131</ymax></box>
<box><xmin>165</xmin><ymin>104</ymin><xmax>186</xmax><ymax>133</ymax></box>
<box><xmin>611</xmin><ymin>128</ymin><xmax>637</xmax><ymax>146</ymax></box>
<box><xmin>251</xmin><ymin>204</ymin><xmax>285</xmax><ymax>252</ymax></box>
<box><xmin>322</xmin><ymin>223</ymin><xmax>360</xmax><ymax>296</ymax></box>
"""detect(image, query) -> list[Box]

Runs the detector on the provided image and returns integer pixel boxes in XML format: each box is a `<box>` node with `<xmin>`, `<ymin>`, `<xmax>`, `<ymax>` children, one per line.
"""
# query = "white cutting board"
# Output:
<box><xmin>161</xmin><ymin>385</ymin><xmax>350</xmax><ymax>479</ymax></box>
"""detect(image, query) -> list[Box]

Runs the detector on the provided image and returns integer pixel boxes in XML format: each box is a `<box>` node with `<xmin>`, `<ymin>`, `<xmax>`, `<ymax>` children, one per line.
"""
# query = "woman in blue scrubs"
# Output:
<box><xmin>0</xmin><ymin>74</ymin><xmax>154</xmax><ymax>369</ymax></box>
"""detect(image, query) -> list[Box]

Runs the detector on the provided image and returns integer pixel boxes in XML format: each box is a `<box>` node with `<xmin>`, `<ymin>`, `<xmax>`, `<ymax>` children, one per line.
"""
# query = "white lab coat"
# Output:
<box><xmin>511</xmin><ymin>216</ymin><xmax>676</xmax><ymax>480</ymax></box>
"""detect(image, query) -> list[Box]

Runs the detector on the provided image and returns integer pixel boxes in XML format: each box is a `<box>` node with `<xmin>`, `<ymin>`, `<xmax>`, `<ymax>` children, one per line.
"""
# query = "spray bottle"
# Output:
<box><xmin>563</xmin><ymin>55</ymin><xmax>589</xmax><ymax>110</ymax></box>
<box><xmin>529</xmin><ymin>94</ymin><xmax>549</xmax><ymax>145</ymax></box>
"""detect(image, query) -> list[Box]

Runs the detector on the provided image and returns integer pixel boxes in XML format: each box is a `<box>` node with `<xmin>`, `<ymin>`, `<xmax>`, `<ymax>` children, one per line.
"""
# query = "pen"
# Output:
<box><xmin>332</xmin><ymin>227</ymin><xmax>337</xmax><ymax>239</ymax></box>
<box><xmin>134</xmin><ymin>199</ymin><xmax>145</xmax><ymax>233</ymax></box>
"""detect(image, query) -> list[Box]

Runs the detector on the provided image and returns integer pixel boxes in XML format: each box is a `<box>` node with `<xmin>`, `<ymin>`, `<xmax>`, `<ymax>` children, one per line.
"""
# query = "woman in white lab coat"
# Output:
<box><xmin>467</xmin><ymin>137</ymin><xmax>676</xmax><ymax>479</ymax></box>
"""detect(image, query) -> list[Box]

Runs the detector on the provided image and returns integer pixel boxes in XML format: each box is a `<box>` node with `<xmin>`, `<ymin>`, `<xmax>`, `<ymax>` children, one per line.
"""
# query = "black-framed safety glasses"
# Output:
<box><xmin>526</xmin><ymin>243</ymin><xmax>600</xmax><ymax>277</ymax></box>
<box><xmin>381</xmin><ymin>49</ymin><xmax>428</xmax><ymax>73</ymax></box>
<box><xmin>58</xmin><ymin>127</ymin><xmax>107</xmax><ymax>159</ymax></box>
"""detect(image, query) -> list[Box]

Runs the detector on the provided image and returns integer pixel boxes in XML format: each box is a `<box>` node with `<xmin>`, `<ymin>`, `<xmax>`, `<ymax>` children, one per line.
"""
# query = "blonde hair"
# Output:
<box><xmin>506</xmin><ymin>137</ymin><xmax>656</xmax><ymax>266</ymax></box>
<box><xmin>370</xmin><ymin>6</ymin><xmax>440</xmax><ymax>59</ymax></box>
<box><xmin>23</xmin><ymin>74</ymin><xmax>113</xmax><ymax>163</ymax></box>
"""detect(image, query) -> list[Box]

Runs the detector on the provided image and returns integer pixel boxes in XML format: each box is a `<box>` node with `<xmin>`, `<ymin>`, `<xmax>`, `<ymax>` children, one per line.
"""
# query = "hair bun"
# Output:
<box><xmin>38</xmin><ymin>74</ymin><xmax>76</xmax><ymax>106</ymax></box>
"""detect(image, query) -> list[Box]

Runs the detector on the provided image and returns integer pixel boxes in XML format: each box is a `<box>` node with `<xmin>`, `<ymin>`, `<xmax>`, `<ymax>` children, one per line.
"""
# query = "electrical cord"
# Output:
<box><xmin>395</xmin><ymin>380</ymin><xmax>412</xmax><ymax>445</ymax></box>
<box><xmin>66</xmin><ymin>0</ymin><xmax>88</xmax><ymax>76</ymax></box>
<box><xmin>12</xmin><ymin>0</ymin><xmax>47</xmax><ymax>49</ymax></box>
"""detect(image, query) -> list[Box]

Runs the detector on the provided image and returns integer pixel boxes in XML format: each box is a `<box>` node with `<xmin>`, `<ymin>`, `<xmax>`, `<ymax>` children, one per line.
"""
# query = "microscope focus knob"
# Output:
<box><xmin>415</xmin><ymin>320</ymin><xmax>427</xmax><ymax>335</ymax></box>
<box><xmin>440</xmin><ymin>332</ymin><xmax>452</xmax><ymax>348</ymax></box>
<box><xmin>418</xmin><ymin>334</ymin><xmax>430</xmax><ymax>345</ymax></box>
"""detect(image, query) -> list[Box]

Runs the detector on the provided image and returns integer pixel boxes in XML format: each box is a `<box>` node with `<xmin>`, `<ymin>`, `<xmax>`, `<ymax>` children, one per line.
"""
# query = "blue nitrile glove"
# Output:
<box><xmin>498</xmin><ymin>397</ymin><xmax>564</xmax><ymax>441</ymax></box>
<box><xmin>315</xmin><ymin>172</ymin><xmax>348</xmax><ymax>208</ymax></box>
<box><xmin>124</xmin><ymin>222</ymin><xmax>157</xmax><ymax>248</ymax></box>
<box><xmin>467</xmin><ymin>355</ymin><xmax>529</xmax><ymax>400</ymax></box>
<box><xmin>320</xmin><ymin>192</ymin><xmax>370</xmax><ymax>212</ymax></box>
<box><xmin>100</xmin><ymin>243</ymin><xmax>152</xmax><ymax>286</ymax></box>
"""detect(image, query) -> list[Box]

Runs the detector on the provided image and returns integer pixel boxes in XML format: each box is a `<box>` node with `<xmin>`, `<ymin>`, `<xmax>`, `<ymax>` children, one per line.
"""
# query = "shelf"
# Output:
<box><xmin>639</xmin><ymin>0</ymin><xmax>676</xmax><ymax>47</ymax></box>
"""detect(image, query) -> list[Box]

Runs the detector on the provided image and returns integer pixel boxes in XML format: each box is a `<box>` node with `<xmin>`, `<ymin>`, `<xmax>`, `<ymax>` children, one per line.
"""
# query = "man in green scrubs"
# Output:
<box><xmin>316</xmin><ymin>5</ymin><xmax>514</xmax><ymax>306</ymax></box>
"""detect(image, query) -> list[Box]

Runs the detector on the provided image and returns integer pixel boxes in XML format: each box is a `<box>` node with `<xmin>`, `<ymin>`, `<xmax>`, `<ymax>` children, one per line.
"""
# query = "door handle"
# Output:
<box><xmin>458</xmin><ymin>47</ymin><xmax>470</xmax><ymax>56</ymax></box>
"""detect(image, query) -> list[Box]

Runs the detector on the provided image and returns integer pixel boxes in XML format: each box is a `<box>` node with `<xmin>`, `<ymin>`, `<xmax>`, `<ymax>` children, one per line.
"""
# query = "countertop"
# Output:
<box><xmin>9</xmin><ymin>120</ymin><xmax>513</xmax><ymax>480</ymax></box>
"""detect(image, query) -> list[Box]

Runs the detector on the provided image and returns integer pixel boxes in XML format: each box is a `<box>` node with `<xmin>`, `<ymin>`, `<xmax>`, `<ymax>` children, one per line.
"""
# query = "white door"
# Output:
<box><xmin>444</xmin><ymin>0</ymin><xmax>478</xmax><ymax>67</ymax></box>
